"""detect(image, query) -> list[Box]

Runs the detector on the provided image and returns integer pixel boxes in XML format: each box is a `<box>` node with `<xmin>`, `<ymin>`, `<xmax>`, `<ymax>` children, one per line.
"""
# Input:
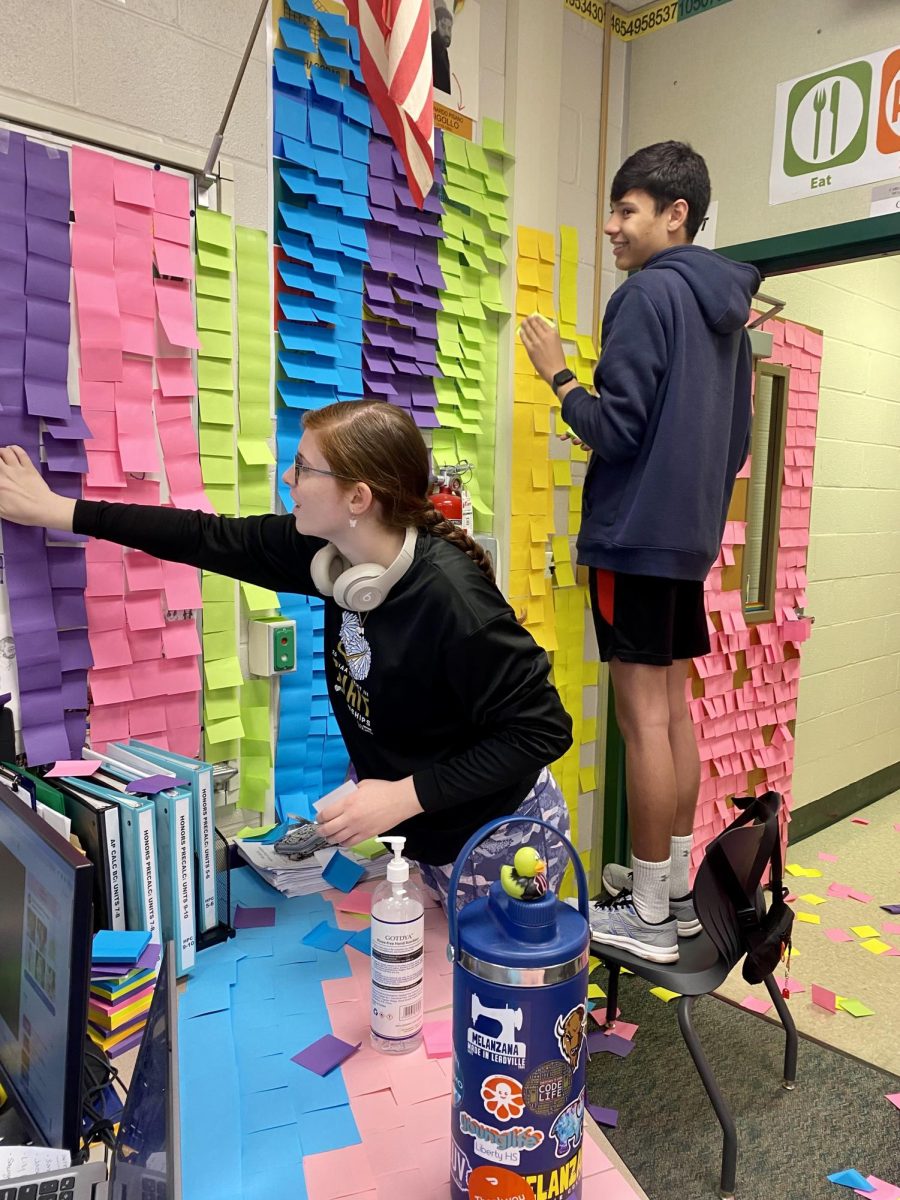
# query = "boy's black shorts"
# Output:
<box><xmin>588</xmin><ymin>568</ymin><xmax>710</xmax><ymax>666</ymax></box>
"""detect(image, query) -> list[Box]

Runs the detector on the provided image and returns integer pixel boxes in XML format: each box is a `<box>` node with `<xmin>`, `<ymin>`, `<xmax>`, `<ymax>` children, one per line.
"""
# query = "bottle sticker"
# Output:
<box><xmin>481</xmin><ymin>1075</ymin><xmax>525</xmax><ymax>1122</ymax></box>
<box><xmin>370</xmin><ymin>913</ymin><xmax>424</xmax><ymax>1038</ymax></box>
<box><xmin>549</xmin><ymin>1090</ymin><xmax>584</xmax><ymax>1159</ymax></box>
<box><xmin>468</xmin><ymin>992</ymin><xmax>527</xmax><ymax>1069</ymax></box>
<box><xmin>554</xmin><ymin>1004</ymin><xmax>586</xmax><ymax>1070</ymax></box>
<box><xmin>522</xmin><ymin>1059</ymin><xmax>573</xmax><ymax>1118</ymax></box>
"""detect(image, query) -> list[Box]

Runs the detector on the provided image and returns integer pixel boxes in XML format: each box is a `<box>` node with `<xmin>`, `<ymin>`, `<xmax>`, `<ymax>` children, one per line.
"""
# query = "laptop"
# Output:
<box><xmin>1</xmin><ymin>942</ymin><xmax>181</xmax><ymax>1200</ymax></box>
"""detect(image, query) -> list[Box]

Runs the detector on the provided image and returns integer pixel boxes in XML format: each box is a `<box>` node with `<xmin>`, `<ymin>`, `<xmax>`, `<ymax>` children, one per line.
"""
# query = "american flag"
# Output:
<box><xmin>346</xmin><ymin>0</ymin><xmax>435</xmax><ymax>208</ymax></box>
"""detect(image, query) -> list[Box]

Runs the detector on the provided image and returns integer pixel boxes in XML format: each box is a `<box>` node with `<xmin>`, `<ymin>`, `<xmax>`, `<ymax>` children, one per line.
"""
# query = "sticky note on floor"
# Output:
<box><xmin>233</xmin><ymin>905</ymin><xmax>276</xmax><ymax>930</ymax></box>
<box><xmin>836</xmin><ymin>997</ymin><xmax>875</xmax><ymax>1018</ymax></box>
<box><xmin>811</xmin><ymin>984</ymin><xmax>836</xmax><ymax>1012</ymax></box>
<box><xmin>423</xmin><ymin>1020</ymin><xmax>452</xmax><ymax>1059</ymax></box>
<box><xmin>348</xmin><ymin>926</ymin><xmax>371</xmax><ymax>955</ymax></box>
<box><xmin>860</xmin><ymin>938</ymin><xmax>891</xmax><ymax>955</ymax></box>
<box><xmin>322</xmin><ymin>850</ymin><xmax>366</xmax><ymax>893</ymax></box>
<box><xmin>740</xmin><ymin>996</ymin><xmax>773</xmax><ymax>1015</ymax></box>
<box><xmin>650</xmin><ymin>987</ymin><xmax>680</xmax><ymax>1003</ymax></box>
<box><xmin>292</xmin><ymin>1034</ymin><xmax>360</xmax><ymax>1076</ymax></box>
<box><xmin>796</xmin><ymin>912</ymin><xmax>821</xmax><ymax>924</ymax></box>
<box><xmin>851</xmin><ymin>925</ymin><xmax>880</xmax><ymax>939</ymax></box>
<box><xmin>798</xmin><ymin>894</ymin><xmax>826</xmax><ymax>905</ymax></box>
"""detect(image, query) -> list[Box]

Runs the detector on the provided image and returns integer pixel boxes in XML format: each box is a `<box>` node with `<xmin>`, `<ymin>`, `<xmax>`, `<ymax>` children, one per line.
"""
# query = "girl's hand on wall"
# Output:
<box><xmin>0</xmin><ymin>445</ymin><xmax>76</xmax><ymax>530</ymax></box>
<box><xmin>315</xmin><ymin>776</ymin><xmax>423</xmax><ymax>847</ymax></box>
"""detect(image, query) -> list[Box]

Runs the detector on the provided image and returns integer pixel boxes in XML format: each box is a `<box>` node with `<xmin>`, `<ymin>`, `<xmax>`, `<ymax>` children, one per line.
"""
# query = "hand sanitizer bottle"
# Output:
<box><xmin>370</xmin><ymin>836</ymin><xmax>424</xmax><ymax>1054</ymax></box>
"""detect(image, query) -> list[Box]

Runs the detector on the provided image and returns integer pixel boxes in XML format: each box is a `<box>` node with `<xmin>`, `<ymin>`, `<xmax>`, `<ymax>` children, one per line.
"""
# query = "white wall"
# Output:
<box><xmin>626</xmin><ymin>0</ymin><xmax>899</xmax><ymax>246</ymax></box>
<box><xmin>0</xmin><ymin>0</ymin><xmax>269</xmax><ymax>228</ymax></box>
<box><xmin>778</xmin><ymin>257</ymin><xmax>900</xmax><ymax>806</ymax></box>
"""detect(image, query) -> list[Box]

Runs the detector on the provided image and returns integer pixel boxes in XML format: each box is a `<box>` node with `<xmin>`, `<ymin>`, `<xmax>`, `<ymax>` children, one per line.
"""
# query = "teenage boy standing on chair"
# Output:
<box><xmin>521</xmin><ymin>141</ymin><xmax>761</xmax><ymax>963</ymax></box>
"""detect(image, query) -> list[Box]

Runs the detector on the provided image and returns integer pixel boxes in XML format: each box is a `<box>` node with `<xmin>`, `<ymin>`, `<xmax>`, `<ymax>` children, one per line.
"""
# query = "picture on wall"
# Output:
<box><xmin>430</xmin><ymin>0</ymin><xmax>480</xmax><ymax>129</ymax></box>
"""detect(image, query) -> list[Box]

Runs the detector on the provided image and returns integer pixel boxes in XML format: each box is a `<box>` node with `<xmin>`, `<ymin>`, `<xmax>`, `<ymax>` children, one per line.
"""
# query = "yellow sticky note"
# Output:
<box><xmin>587</xmin><ymin>983</ymin><xmax>606</xmax><ymax>1000</ymax></box>
<box><xmin>650</xmin><ymin>987</ymin><xmax>681</xmax><ymax>1003</ymax></box>
<box><xmin>552</xmin><ymin>459</ymin><xmax>572</xmax><ymax>487</ymax></box>
<box><xmin>836</xmin><ymin>997</ymin><xmax>875</xmax><ymax>1018</ymax></box>
<box><xmin>797</xmin><ymin>894</ymin><xmax>826</xmax><ymax>905</ymax></box>
<box><xmin>795</xmin><ymin>912</ymin><xmax>821</xmax><ymax>925</ymax></box>
<box><xmin>851</xmin><ymin>925</ymin><xmax>881</xmax><ymax>939</ymax></box>
<box><xmin>786</xmin><ymin>864</ymin><xmax>821</xmax><ymax>878</ymax></box>
<box><xmin>860</xmin><ymin>938</ymin><xmax>891</xmax><ymax>955</ymax></box>
<box><xmin>588</xmin><ymin>955</ymin><xmax>602</xmax><ymax>973</ymax></box>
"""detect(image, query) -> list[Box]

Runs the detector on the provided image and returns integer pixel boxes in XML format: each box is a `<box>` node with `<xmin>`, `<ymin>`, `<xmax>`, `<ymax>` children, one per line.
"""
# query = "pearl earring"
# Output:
<box><xmin>348</xmin><ymin>516</ymin><xmax>358</xmax><ymax>528</ymax></box>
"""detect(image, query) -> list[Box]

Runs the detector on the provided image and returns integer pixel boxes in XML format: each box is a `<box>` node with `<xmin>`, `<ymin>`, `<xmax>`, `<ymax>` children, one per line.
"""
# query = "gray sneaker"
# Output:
<box><xmin>581</xmin><ymin>892</ymin><xmax>679</xmax><ymax>964</ymax></box>
<box><xmin>601</xmin><ymin>864</ymin><xmax>702</xmax><ymax>938</ymax></box>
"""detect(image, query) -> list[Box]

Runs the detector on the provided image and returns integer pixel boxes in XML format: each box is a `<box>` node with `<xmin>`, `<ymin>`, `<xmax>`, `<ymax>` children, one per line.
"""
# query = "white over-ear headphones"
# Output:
<box><xmin>309</xmin><ymin>526</ymin><xmax>418</xmax><ymax>612</ymax></box>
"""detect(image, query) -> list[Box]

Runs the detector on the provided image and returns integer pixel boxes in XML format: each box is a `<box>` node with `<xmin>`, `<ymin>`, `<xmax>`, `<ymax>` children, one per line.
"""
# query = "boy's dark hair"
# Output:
<box><xmin>610</xmin><ymin>141</ymin><xmax>711</xmax><ymax>242</ymax></box>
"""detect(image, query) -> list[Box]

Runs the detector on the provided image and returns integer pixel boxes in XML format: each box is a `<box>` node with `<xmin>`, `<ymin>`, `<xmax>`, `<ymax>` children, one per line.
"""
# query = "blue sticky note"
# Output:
<box><xmin>274</xmin><ymin>90</ymin><xmax>308</xmax><ymax>139</ymax></box>
<box><xmin>317</xmin><ymin>38</ymin><xmax>354</xmax><ymax>72</ymax></box>
<box><xmin>278</xmin><ymin>17</ymin><xmax>315</xmax><ymax>53</ymax></box>
<box><xmin>322</xmin><ymin>850</ymin><xmax>365</xmax><ymax>894</ymax></box>
<box><xmin>316</xmin><ymin>9</ymin><xmax>349</xmax><ymax>39</ymax></box>
<box><xmin>296</xmin><ymin>1103</ymin><xmax>359</xmax><ymax>1156</ymax></box>
<box><xmin>348</xmin><ymin>926</ymin><xmax>371</xmax><ymax>955</ymax></box>
<box><xmin>826</xmin><ymin>1171</ymin><xmax>875</xmax><ymax>1191</ymax></box>
<box><xmin>341</xmin><ymin>88</ymin><xmax>371</xmax><ymax>128</ymax></box>
<box><xmin>302</xmin><ymin>921</ymin><xmax>354</xmax><ymax>952</ymax></box>
<box><xmin>310</xmin><ymin>66</ymin><xmax>344</xmax><ymax>105</ymax></box>
<box><xmin>273</xmin><ymin>48</ymin><xmax>310</xmax><ymax>90</ymax></box>
<box><xmin>309</xmin><ymin>106</ymin><xmax>341</xmax><ymax>151</ymax></box>
<box><xmin>92</xmin><ymin>929</ymin><xmax>151</xmax><ymax>964</ymax></box>
<box><xmin>240</xmin><ymin>1085</ymin><xmax>296</xmax><ymax>1135</ymax></box>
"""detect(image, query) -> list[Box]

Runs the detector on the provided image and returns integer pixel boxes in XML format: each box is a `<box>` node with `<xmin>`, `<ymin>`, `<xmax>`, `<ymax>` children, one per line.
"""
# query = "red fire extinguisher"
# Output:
<box><xmin>432</xmin><ymin>478</ymin><xmax>463</xmax><ymax>525</ymax></box>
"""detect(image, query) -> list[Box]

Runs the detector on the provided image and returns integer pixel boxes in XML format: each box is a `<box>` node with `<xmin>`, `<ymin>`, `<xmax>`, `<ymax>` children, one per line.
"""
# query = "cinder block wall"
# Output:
<box><xmin>778</xmin><ymin>258</ymin><xmax>900</xmax><ymax>808</ymax></box>
<box><xmin>0</xmin><ymin>0</ymin><xmax>269</xmax><ymax>228</ymax></box>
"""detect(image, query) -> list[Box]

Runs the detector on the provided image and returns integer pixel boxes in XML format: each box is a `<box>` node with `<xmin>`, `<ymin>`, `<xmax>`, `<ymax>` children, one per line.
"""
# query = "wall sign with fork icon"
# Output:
<box><xmin>783</xmin><ymin>62</ymin><xmax>871</xmax><ymax>176</ymax></box>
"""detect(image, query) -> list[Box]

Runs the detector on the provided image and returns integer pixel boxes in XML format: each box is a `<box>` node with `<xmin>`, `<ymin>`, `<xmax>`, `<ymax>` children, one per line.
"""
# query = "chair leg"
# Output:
<box><xmin>762</xmin><ymin>974</ymin><xmax>799</xmax><ymax>1089</ymax></box>
<box><xmin>677</xmin><ymin>995</ymin><xmax>737</xmax><ymax>1200</ymax></box>
<box><xmin>604</xmin><ymin>963</ymin><xmax>620</xmax><ymax>1028</ymax></box>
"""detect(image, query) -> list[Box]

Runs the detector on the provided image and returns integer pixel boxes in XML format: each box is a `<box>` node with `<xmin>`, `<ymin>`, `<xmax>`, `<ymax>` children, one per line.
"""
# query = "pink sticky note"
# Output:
<box><xmin>46</xmin><ymin>759</ymin><xmax>101</xmax><ymax>778</ymax></box>
<box><xmin>740</xmin><ymin>996</ymin><xmax>773</xmax><ymax>1015</ymax></box>
<box><xmin>851</xmin><ymin>817</ymin><xmax>870</xmax><ymax>826</ymax></box>
<box><xmin>811</xmin><ymin>984</ymin><xmax>836</xmax><ymax>1012</ymax></box>
<box><xmin>350</xmin><ymin>1088</ymin><xmax>404</xmax><ymax>1135</ymax></box>
<box><xmin>886</xmin><ymin>1093</ymin><xmax>900</xmax><ymax>1110</ymax></box>
<box><xmin>894</xmin><ymin>824</ymin><xmax>900</xmax><ymax>833</ymax></box>
<box><xmin>335</xmin><ymin>892</ymin><xmax>374</xmax><ymax>916</ymax></box>
<box><xmin>853</xmin><ymin>1177</ymin><xmax>900</xmax><ymax>1200</ymax></box>
<box><xmin>818</xmin><ymin>852</ymin><xmax>838</xmax><ymax>862</ymax></box>
<box><xmin>882</xmin><ymin>923</ymin><xmax>900</xmax><ymax>936</ymax></box>
<box><xmin>422</xmin><ymin>1020</ymin><xmax>452</xmax><ymax>1059</ymax></box>
<box><xmin>387</xmin><ymin>1056</ymin><xmax>449</xmax><ymax>1107</ymax></box>
<box><xmin>303</xmin><ymin>1144</ymin><xmax>374</xmax><ymax>1200</ymax></box>
<box><xmin>783</xmin><ymin>978</ymin><xmax>806</xmax><ymax>995</ymax></box>
<box><xmin>848</xmin><ymin>890</ymin><xmax>874</xmax><ymax>904</ymax></box>
<box><xmin>824</xmin><ymin>929</ymin><xmax>854</xmax><ymax>943</ymax></box>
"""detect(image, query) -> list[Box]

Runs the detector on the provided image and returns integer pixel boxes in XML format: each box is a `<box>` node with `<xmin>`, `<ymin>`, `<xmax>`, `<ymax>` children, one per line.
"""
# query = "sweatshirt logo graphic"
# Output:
<box><xmin>339</xmin><ymin>611</ymin><xmax>371</xmax><ymax>681</ymax></box>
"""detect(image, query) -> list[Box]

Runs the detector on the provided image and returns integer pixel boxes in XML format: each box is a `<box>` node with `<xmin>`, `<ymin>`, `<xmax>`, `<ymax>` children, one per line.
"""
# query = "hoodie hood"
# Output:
<box><xmin>642</xmin><ymin>245</ymin><xmax>762</xmax><ymax>334</ymax></box>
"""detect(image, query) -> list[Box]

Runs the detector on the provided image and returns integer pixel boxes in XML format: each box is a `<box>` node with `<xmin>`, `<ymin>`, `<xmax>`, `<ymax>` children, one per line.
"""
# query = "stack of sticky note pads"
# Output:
<box><xmin>88</xmin><ymin>931</ymin><xmax>160</xmax><ymax>1060</ymax></box>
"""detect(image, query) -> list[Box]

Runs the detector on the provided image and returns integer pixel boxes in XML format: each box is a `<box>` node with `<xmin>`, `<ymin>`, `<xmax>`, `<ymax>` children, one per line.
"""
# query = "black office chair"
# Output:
<box><xmin>596</xmin><ymin>792</ymin><xmax>798</xmax><ymax>1199</ymax></box>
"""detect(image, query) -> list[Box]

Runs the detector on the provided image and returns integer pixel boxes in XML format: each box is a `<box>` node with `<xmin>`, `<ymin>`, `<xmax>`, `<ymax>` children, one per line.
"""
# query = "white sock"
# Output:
<box><xmin>670</xmin><ymin>835</ymin><xmax>693</xmax><ymax>899</ymax></box>
<box><xmin>631</xmin><ymin>856</ymin><xmax>671</xmax><ymax>924</ymax></box>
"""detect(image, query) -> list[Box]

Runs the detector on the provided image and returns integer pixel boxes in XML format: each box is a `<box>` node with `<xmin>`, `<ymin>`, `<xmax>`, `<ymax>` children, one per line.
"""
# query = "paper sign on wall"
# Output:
<box><xmin>770</xmin><ymin>43</ymin><xmax>900</xmax><ymax>205</ymax></box>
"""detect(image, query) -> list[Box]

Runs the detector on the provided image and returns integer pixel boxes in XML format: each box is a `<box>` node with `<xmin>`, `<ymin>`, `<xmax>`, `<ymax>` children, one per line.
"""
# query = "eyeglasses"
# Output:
<box><xmin>293</xmin><ymin>452</ymin><xmax>355</xmax><ymax>487</ymax></box>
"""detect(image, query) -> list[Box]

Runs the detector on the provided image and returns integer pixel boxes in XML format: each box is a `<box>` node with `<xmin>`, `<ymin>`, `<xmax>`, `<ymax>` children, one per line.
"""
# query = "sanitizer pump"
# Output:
<box><xmin>370</xmin><ymin>837</ymin><xmax>425</xmax><ymax>1054</ymax></box>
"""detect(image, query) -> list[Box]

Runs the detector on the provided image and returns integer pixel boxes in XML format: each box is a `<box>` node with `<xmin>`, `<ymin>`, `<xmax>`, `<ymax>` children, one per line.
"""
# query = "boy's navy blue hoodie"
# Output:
<box><xmin>562</xmin><ymin>245</ymin><xmax>761</xmax><ymax>581</ymax></box>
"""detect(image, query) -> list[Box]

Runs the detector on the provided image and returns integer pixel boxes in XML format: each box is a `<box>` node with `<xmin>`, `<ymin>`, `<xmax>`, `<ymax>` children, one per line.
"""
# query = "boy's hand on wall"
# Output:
<box><xmin>520</xmin><ymin>316</ymin><xmax>567</xmax><ymax>384</ymax></box>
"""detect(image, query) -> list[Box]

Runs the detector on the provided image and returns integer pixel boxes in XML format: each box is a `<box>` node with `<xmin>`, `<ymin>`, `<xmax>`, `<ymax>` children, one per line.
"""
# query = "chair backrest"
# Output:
<box><xmin>693</xmin><ymin>792</ymin><xmax>782</xmax><ymax>967</ymax></box>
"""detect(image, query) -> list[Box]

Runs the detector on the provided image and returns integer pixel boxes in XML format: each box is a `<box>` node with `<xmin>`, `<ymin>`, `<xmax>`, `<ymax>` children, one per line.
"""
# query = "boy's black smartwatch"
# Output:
<box><xmin>551</xmin><ymin>368</ymin><xmax>575</xmax><ymax>395</ymax></box>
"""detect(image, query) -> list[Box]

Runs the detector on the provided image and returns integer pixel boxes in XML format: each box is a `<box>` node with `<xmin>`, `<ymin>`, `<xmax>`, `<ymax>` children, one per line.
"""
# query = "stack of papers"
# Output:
<box><xmin>235</xmin><ymin>842</ymin><xmax>390</xmax><ymax>898</ymax></box>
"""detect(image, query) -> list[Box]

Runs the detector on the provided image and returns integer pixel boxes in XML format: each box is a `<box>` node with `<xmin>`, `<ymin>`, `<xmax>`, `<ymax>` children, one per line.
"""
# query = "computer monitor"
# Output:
<box><xmin>107</xmin><ymin>941</ymin><xmax>181</xmax><ymax>1200</ymax></box>
<box><xmin>0</xmin><ymin>780</ymin><xmax>94</xmax><ymax>1155</ymax></box>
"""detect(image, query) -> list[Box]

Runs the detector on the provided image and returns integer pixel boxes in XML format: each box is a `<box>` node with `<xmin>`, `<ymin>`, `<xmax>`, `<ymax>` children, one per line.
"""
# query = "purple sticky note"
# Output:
<box><xmin>587</xmin><ymin>1030</ymin><xmax>634</xmax><ymax>1058</ymax></box>
<box><xmin>587</xmin><ymin>1103</ymin><xmax>618</xmax><ymax>1128</ymax></box>
<box><xmin>125</xmin><ymin>774</ymin><xmax>189</xmax><ymax>795</ymax></box>
<box><xmin>291</xmin><ymin>1034</ymin><xmax>360</xmax><ymax>1076</ymax></box>
<box><xmin>233</xmin><ymin>905</ymin><xmax>276</xmax><ymax>930</ymax></box>
<box><xmin>881</xmin><ymin>904</ymin><xmax>900</xmax><ymax>915</ymax></box>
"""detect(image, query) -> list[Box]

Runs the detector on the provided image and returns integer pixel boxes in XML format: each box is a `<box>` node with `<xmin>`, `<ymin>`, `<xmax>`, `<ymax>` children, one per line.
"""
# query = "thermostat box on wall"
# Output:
<box><xmin>248</xmin><ymin>618</ymin><xmax>297</xmax><ymax>677</ymax></box>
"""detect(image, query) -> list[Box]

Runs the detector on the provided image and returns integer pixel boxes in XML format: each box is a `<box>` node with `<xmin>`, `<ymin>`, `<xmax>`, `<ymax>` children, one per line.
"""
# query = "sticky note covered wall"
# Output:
<box><xmin>72</xmin><ymin>148</ymin><xmax>205</xmax><ymax>760</ymax></box>
<box><xmin>270</xmin><ymin>0</ymin><xmax>374</xmax><ymax>816</ymax></box>
<box><xmin>433</xmin><ymin>122</ymin><xmax>512</xmax><ymax>525</ymax></box>
<box><xmin>689</xmin><ymin>318</ymin><xmax>820</xmax><ymax>876</ymax></box>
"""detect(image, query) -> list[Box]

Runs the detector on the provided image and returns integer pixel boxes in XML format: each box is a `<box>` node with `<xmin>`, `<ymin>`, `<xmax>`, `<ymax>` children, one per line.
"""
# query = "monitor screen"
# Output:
<box><xmin>110</xmin><ymin>942</ymin><xmax>180</xmax><ymax>1200</ymax></box>
<box><xmin>0</xmin><ymin>782</ymin><xmax>93</xmax><ymax>1153</ymax></box>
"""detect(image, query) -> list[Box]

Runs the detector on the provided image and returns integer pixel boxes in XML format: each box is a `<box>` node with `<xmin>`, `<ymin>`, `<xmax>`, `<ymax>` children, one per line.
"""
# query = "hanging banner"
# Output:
<box><xmin>770</xmin><ymin>43</ymin><xmax>900</xmax><ymax>205</ymax></box>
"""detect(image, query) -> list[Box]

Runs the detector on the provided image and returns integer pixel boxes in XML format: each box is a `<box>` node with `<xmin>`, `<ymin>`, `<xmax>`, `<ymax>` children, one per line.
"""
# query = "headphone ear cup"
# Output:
<box><xmin>310</xmin><ymin>544</ymin><xmax>348</xmax><ymax>597</ymax></box>
<box><xmin>333</xmin><ymin>565</ymin><xmax>385</xmax><ymax>612</ymax></box>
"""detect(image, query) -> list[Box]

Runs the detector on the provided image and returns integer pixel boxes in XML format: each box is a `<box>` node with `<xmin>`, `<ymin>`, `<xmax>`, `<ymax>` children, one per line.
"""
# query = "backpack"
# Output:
<box><xmin>707</xmin><ymin>792</ymin><xmax>794</xmax><ymax>987</ymax></box>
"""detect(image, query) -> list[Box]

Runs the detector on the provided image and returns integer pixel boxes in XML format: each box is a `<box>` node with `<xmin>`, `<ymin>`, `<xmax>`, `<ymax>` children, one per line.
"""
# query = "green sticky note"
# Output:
<box><xmin>203</xmin><ymin>485</ymin><xmax>237</xmax><ymax>516</ymax></box>
<box><xmin>198</xmin><ymin>329</ymin><xmax>234</xmax><ymax>358</ymax></box>
<box><xmin>240</xmin><ymin>706</ymin><xmax>271</xmax><ymax>741</ymax></box>
<box><xmin>197</xmin><ymin>208</ymin><xmax>234</xmax><ymax>251</ymax></box>
<box><xmin>351</xmin><ymin>838</ymin><xmax>387</xmax><ymax>860</ymax></box>
<box><xmin>202</xmin><ymin>601</ymin><xmax>235</xmax><ymax>635</ymax></box>
<box><xmin>199</xmin><ymin>389</ymin><xmax>235</xmax><ymax>425</ymax></box>
<box><xmin>235</xmin><ymin>823</ymin><xmax>277</xmax><ymax>840</ymax></box>
<box><xmin>465</xmin><ymin>142</ymin><xmax>490</xmax><ymax>176</ymax></box>
<box><xmin>836</xmin><ymin>997</ymin><xmax>875</xmax><ymax>1018</ymax></box>
<box><xmin>198</xmin><ymin>357</ymin><xmax>234</xmax><ymax>391</ymax></box>
<box><xmin>237</xmin><ymin>438</ymin><xmax>275</xmax><ymax>467</ymax></box>
<box><xmin>202</xmin><ymin>573</ymin><xmax>234</xmax><ymax>602</ymax></box>
<box><xmin>198</xmin><ymin>242</ymin><xmax>234</xmax><ymax>273</ymax></box>
<box><xmin>443</xmin><ymin>135</ymin><xmax>469</xmax><ymax>168</ymax></box>
<box><xmin>203</xmin><ymin>628</ymin><xmax>238</xmax><ymax>662</ymax></box>
<box><xmin>240</xmin><ymin>582</ymin><xmax>280</xmax><ymax>612</ymax></box>
<box><xmin>204</xmin><ymin>657</ymin><xmax>244</xmax><ymax>696</ymax></box>
<box><xmin>481</xmin><ymin>117</ymin><xmax>512</xmax><ymax>159</ymax></box>
<box><xmin>197</xmin><ymin>295</ymin><xmax>232</xmax><ymax>333</ymax></box>
<box><xmin>196</xmin><ymin>268</ymin><xmax>233</xmax><ymax>300</ymax></box>
<box><xmin>204</xmin><ymin>656</ymin><xmax>244</xmax><ymax>691</ymax></box>
<box><xmin>204</xmin><ymin>687</ymin><xmax>241</xmax><ymax>722</ymax></box>
<box><xmin>201</xmin><ymin>456</ymin><xmax>236</xmax><ymax>486</ymax></box>
<box><xmin>205</xmin><ymin>715</ymin><xmax>245</xmax><ymax>744</ymax></box>
<box><xmin>198</xmin><ymin>425</ymin><xmax>235</xmax><ymax>457</ymax></box>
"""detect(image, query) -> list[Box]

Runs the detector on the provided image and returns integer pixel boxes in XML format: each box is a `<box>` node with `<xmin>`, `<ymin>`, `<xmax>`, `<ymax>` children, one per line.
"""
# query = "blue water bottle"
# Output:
<box><xmin>447</xmin><ymin>817</ymin><xmax>591</xmax><ymax>1200</ymax></box>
